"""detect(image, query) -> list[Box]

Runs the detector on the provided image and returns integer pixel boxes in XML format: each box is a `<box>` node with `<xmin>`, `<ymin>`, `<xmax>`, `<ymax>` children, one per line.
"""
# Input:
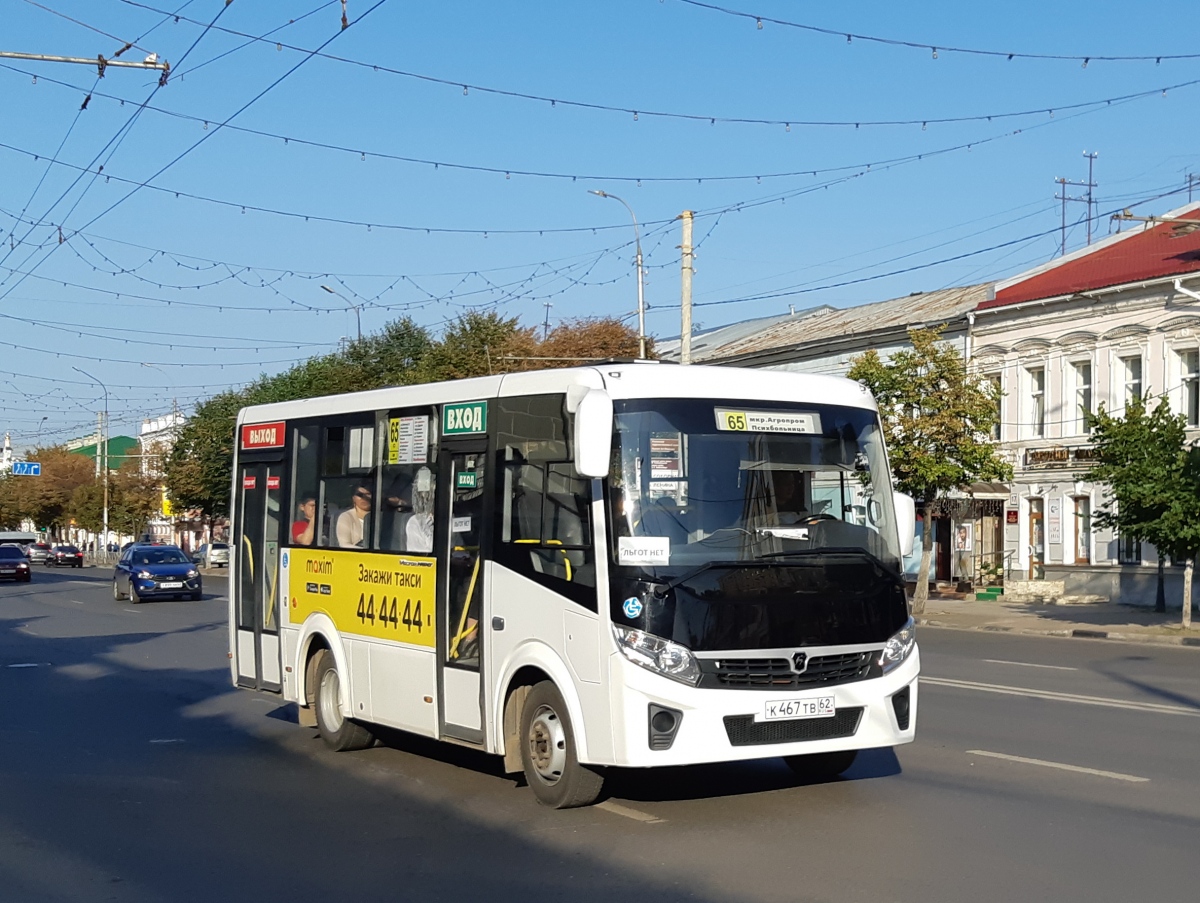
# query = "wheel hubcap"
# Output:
<box><xmin>527</xmin><ymin>704</ymin><xmax>567</xmax><ymax>784</ymax></box>
<box><xmin>319</xmin><ymin>668</ymin><xmax>343</xmax><ymax>732</ymax></box>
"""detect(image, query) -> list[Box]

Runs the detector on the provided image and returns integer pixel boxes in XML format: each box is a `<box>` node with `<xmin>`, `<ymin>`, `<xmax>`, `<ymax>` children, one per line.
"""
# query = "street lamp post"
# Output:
<box><xmin>321</xmin><ymin>285</ymin><xmax>362</xmax><ymax>342</ymax></box>
<box><xmin>588</xmin><ymin>190</ymin><xmax>647</xmax><ymax>359</ymax></box>
<box><xmin>34</xmin><ymin>415</ymin><xmax>47</xmax><ymax>447</ymax></box>
<box><xmin>73</xmin><ymin>367</ymin><xmax>108</xmax><ymax>557</ymax></box>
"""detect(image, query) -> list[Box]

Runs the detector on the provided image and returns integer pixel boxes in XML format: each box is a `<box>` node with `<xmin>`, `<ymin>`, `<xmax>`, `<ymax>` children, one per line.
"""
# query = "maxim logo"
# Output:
<box><xmin>792</xmin><ymin>652</ymin><xmax>808</xmax><ymax>673</ymax></box>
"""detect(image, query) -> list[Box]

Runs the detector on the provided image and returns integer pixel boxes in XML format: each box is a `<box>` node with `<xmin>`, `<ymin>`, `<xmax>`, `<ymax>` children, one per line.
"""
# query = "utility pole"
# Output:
<box><xmin>1083</xmin><ymin>151</ymin><xmax>1099</xmax><ymax>245</ymax></box>
<box><xmin>542</xmin><ymin>302</ymin><xmax>553</xmax><ymax>340</ymax></box>
<box><xmin>1188</xmin><ymin>173</ymin><xmax>1199</xmax><ymax>204</ymax></box>
<box><xmin>1055</xmin><ymin>153</ymin><xmax>1098</xmax><ymax>256</ymax></box>
<box><xmin>679</xmin><ymin>211</ymin><xmax>694</xmax><ymax>365</ymax></box>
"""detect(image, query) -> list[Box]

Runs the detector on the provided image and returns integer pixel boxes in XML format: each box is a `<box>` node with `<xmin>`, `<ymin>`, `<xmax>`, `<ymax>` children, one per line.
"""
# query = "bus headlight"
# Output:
<box><xmin>878</xmin><ymin>617</ymin><xmax>916</xmax><ymax>674</ymax></box>
<box><xmin>612</xmin><ymin>626</ymin><xmax>701</xmax><ymax>686</ymax></box>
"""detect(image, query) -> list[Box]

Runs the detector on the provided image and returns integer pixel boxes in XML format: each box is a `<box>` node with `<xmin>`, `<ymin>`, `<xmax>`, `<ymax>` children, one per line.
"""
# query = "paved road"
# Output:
<box><xmin>2</xmin><ymin>571</ymin><xmax>1197</xmax><ymax>902</ymax></box>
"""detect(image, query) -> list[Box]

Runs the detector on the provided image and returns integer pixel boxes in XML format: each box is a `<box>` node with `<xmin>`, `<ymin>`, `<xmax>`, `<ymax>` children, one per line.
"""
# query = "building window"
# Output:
<box><xmin>985</xmin><ymin>373</ymin><xmax>1002</xmax><ymax>441</ymax></box>
<box><xmin>1117</xmin><ymin>532</ymin><xmax>1142</xmax><ymax>565</ymax></box>
<box><xmin>1072</xmin><ymin>361</ymin><xmax>1092</xmax><ymax>435</ymax></box>
<box><xmin>1073</xmin><ymin>496</ymin><xmax>1091</xmax><ymax>564</ymax></box>
<box><xmin>1028</xmin><ymin>367</ymin><xmax>1045</xmax><ymax>438</ymax></box>
<box><xmin>1120</xmin><ymin>355</ymin><xmax>1142</xmax><ymax>409</ymax></box>
<box><xmin>1181</xmin><ymin>349</ymin><xmax>1199</xmax><ymax>428</ymax></box>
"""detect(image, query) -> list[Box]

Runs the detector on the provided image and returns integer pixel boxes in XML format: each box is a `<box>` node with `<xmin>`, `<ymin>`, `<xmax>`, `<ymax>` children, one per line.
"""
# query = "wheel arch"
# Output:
<box><xmin>494</xmin><ymin>641</ymin><xmax>589</xmax><ymax>773</ymax></box>
<box><xmin>296</xmin><ymin>613</ymin><xmax>350</xmax><ymax>717</ymax></box>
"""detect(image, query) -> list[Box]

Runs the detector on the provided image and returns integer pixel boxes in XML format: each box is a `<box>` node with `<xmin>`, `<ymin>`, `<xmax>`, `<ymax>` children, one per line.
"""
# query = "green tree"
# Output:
<box><xmin>416</xmin><ymin>310</ymin><xmax>536</xmax><ymax>381</ymax></box>
<box><xmin>109</xmin><ymin>464</ymin><xmax>164</xmax><ymax>539</ymax></box>
<box><xmin>163</xmin><ymin>312</ymin><xmax>644</xmax><ymax>519</ymax></box>
<box><xmin>1086</xmin><ymin>396</ymin><xmax>1200</xmax><ymax>627</ymax></box>
<box><xmin>848</xmin><ymin>326</ymin><xmax>1012</xmax><ymax>614</ymax></box>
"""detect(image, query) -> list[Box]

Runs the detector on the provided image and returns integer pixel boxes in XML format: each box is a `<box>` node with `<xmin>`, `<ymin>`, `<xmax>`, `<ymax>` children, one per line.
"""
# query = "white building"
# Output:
<box><xmin>973</xmin><ymin>201</ymin><xmax>1200</xmax><ymax>605</ymax></box>
<box><xmin>661</xmin><ymin>201</ymin><xmax>1200</xmax><ymax>605</ymax></box>
<box><xmin>139</xmin><ymin>411</ymin><xmax>185</xmax><ymax>546</ymax></box>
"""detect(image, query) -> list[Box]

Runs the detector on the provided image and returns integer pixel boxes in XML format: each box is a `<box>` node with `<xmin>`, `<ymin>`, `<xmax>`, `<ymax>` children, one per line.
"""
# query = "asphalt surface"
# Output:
<box><xmin>2</xmin><ymin>570</ymin><xmax>1198</xmax><ymax>902</ymax></box>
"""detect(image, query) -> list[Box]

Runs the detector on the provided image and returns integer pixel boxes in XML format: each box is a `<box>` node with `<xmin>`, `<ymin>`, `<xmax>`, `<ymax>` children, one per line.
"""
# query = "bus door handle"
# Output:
<box><xmin>492</xmin><ymin>617</ymin><xmax>505</xmax><ymax>631</ymax></box>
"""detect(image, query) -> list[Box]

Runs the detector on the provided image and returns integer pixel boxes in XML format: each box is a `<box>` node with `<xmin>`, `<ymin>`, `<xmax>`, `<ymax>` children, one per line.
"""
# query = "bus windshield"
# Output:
<box><xmin>609</xmin><ymin>398</ymin><xmax>902</xmax><ymax>572</ymax></box>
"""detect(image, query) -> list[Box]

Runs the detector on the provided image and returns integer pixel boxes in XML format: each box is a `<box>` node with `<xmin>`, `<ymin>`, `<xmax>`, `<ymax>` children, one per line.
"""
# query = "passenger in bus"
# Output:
<box><xmin>336</xmin><ymin>483</ymin><xmax>373</xmax><ymax>548</ymax></box>
<box><xmin>405</xmin><ymin>471</ymin><xmax>435</xmax><ymax>554</ymax></box>
<box><xmin>379</xmin><ymin>472</ymin><xmax>414</xmax><ymax>551</ymax></box>
<box><xmin>291</xmin><ymin>496</ymin><xmax>317</xmax><ymax>546</ymax></box>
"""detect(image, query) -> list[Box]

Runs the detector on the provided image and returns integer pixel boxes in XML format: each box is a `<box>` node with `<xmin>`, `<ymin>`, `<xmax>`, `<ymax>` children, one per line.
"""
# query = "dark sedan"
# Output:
<box><xmin>48</xmin><ymin>544</ymin><xmax>83</xmax><ymax>567</ymax></box>
<box><xmin>0</xmin><ymin>545</ymin><xmax>32</xmax><ymax>582</ymax></box>
<box><xmin>113</xmin><ymin>544</ymin><xmax>202</xmax><ymax>603</ymax></box>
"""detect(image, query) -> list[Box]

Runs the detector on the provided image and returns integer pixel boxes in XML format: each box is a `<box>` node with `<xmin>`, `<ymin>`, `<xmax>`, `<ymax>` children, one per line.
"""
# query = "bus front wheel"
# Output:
<box><xmin>519</xmin><ymin>681</ymin><xmax>604</xmax><ymax>808</ymax></box>
<box><xmin>312</xmin><ymin>649</ymin><xmax>374</xmax><ymax>752</ymax></box>
<box><xmin>783</xmin><ymin>749</ymin><xmax>858</xmax><ymax>781</ymax></box>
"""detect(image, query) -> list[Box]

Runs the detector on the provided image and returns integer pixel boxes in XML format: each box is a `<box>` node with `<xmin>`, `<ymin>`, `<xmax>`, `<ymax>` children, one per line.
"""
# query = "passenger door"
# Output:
<box><xmin>233</xmin><ymin>461</ymin><xmax>284</xmax><ymax>691</ymax></box>
<box><xmin>437</xmin><ymin>443</ymin><xmax>488</xmax><ymax>742</ymax></box>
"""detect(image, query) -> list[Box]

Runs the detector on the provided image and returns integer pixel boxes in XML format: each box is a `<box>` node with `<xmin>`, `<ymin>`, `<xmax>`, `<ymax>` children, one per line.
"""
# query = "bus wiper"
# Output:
<box><xmin>754</xmin><ymin>546</ymin><xmax>891</xmax><ymax>570</ymax></box>
<box><xmin>651</xmin><ymin>559</ymin><xmax>745</xmax><ymax>597</ymax></box>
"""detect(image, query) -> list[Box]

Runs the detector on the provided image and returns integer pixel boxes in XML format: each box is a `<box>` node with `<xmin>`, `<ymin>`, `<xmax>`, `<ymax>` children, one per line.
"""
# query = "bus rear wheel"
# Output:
<box><xmin>519</xmin><ymin>681</ymin><xmax>604</xmax><ymax>809</ymax></box>
<box><xmin>783</xmin><ymin>749</ymin><xmax>858</xmax><ymax>781</ymax></box>
<box><xmin>312</xmin><ymin>649</ymin><xmax>374</xmax><ymax>752</ymax></box>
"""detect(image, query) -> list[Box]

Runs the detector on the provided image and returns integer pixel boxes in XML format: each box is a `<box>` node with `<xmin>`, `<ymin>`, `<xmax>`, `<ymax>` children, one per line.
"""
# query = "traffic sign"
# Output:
<box><xmin>12</xmin><ymin>462</ymin><xmax>41</xmax><ymax>476</ymax></box>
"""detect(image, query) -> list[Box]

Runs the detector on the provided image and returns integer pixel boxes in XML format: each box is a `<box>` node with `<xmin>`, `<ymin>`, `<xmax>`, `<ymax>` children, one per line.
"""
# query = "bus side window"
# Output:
<box><xmin>496</xmin><ymin>393</ymin><xmax>596</xmax><ymax>601</ymax></box>
<box><xmin>290</xmin><ymin>425</ymin><xmax>320</xmax><ymax>547</ymax></box>
<box><xmin>314</xmin><ymin>422</ymin><xmax>376</xmax><ymax>549</ymax></box>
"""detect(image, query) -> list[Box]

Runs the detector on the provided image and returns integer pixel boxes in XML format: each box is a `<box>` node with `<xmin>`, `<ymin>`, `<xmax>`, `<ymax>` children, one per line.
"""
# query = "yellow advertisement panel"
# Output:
<box><xmin>285</xmin><ymin>548</ymin><xmax>436</xmax><ymax>649</ymax></box>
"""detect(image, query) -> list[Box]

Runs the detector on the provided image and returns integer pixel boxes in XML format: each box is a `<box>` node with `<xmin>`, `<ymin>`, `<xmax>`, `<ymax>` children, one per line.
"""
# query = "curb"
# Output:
<box><xmin>915</xmin><ymin>617</ymin><xmax>1200</xmax><ymax>648</ymax></box>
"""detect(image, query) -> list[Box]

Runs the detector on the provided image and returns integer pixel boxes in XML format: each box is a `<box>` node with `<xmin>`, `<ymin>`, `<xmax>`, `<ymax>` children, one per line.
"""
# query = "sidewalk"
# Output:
<box><xmin>915</xmin><ymin>594</ymin><xmax>1200</xmax><ymax>647</ymax></box>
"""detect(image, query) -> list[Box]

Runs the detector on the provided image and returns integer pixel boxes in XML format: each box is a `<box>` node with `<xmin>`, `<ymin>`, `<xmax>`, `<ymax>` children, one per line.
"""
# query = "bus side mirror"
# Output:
<box><xmin>895</xmin><ymin>492</ymin><xmax>916</xmax><ymax>558</ymax></box>
<box><xmin>574</xmin><ymin>389</ymin><xmax>613</xmax><ymax>479</ymax></box>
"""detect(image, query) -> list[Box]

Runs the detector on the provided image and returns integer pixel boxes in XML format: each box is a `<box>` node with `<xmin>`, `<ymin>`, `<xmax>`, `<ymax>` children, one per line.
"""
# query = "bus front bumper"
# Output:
<box><xmin>602</xmin><ymin>646</ymin><xmax>919</xmax><ymax>769</ymax></box>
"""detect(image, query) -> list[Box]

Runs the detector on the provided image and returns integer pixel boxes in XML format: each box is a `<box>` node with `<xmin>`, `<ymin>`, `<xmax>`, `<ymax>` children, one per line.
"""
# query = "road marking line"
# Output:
<box><xmin>596</xmin><ymin>801</ymin><xmax>665</xmax><ymax>824</ymax></box>
<box><xmin>984</xmin><ymin>659</ymin><xmax>1077</xmax><ymax>671</ymax></box>
<box><xmin>6</xmin><ymin>663</ymin><xmax>49</xmax><ymax>669</ymax></box>
<box><xmin>923</xmin><ymin>676</ymin><xmax>1200</xmax><ymax>717</ymax></box>
<box><xmin>967</xmin><ymin>749</ymin><xmax>1149</xmax><ymax>783</ymax></box>
<box><xmin>123</xmin><ymin>608</ymin><xmax>142</xmax><ymax>614</ymax></box>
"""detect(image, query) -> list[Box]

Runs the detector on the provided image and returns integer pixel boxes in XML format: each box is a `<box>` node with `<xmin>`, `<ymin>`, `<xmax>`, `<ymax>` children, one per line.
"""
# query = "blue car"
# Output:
<box><xmin>113</xmin><ymin>543</ymin><xmax>202</xmax><ymax>603</ymax></box>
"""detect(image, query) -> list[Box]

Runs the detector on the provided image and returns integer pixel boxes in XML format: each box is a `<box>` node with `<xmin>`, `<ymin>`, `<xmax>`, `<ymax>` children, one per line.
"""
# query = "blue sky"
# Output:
<box><xmin>3</xmin><ymin>0</ymin><xmax>1198</xmax><ymax>449</ymax></box>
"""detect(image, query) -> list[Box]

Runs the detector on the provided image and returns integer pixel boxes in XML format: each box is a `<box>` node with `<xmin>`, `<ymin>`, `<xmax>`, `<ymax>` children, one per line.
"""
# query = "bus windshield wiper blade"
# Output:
<box><xmin>753</xmin><ymin>546</ymin><xmax>891</xmax><ymax>570</ymax></box>
<box><xmin>653</xmin><ymin>559</ymin><xmax>747</xmax><ymax>596</ymax></box>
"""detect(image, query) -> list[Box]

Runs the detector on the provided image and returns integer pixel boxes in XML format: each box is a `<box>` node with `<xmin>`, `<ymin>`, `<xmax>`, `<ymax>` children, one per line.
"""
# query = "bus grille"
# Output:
<box><xmin>723</xmin><ymin>708</ymin><xmax>863</xmax><ymax>747</ymax></box>
<box><xmin>699</xmin><ymin>652</ymin><xmax>877</xmax><ymax>690</ymax></box>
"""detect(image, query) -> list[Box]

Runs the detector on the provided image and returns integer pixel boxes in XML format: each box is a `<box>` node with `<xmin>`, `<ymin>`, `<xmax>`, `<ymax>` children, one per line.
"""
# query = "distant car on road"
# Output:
<box><xmin>47</xmin><ymin>544</ymin><xmax>83</xmax><ymax>568</ymax></box>
<box><xmin>0</xmin><ymin>545</ymin><xmax>32</xmax><ymax>582</ymax></box>
<box><xmin>113</xmin><ymin>543</ymin><xmax>202</xmax><ymax>603</ymax></box>
<box><xmin>27</xmin><ymin>542</ymin><xmax>53</xmax><ymax>564</ymax></box>
<box><xmin>195</xmin><ymin>542</ymin><xmax>230</xmax><ymax>568</ymax></box>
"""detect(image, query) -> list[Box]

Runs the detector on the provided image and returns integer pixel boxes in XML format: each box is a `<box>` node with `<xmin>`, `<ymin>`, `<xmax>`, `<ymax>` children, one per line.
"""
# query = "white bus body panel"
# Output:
<box><xmin>486</xmin><ymin>564</ymin><xmax>607</xmax><ymax>762</ymax></box>
<box><xmin>369</xmin><ymin>643</ymin><xmax>438</xmax><ymax>737</ymax></box>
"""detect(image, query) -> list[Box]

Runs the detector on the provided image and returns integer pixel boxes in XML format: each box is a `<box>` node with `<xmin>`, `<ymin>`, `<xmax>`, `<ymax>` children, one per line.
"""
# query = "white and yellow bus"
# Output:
<box><xmin>229</xmin><ymin>362</ymin><xmax>919</xmax><ymax>807</ymax></box>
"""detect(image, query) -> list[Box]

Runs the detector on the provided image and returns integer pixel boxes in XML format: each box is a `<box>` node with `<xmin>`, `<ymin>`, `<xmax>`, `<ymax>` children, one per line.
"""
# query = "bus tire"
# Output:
<box><xmin>783</xmin><ymin>749</ymin><xmax>858</xmax><ymax>781</ymax></box>
<box><xmin>312</xmin><ymin>649</ymin><xmax>374</xmax><ymax>752</ymax></box>
<box><xmin>519</xmin><ymin>680</ymin><xmax>604</xmax><ymax>808</ymax></box>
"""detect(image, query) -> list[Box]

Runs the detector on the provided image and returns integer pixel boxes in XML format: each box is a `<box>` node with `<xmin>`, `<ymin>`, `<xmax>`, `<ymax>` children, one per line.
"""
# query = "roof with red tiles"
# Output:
<box><xmin>981</xmin><ymin>203</ymin><xmax>1200</xmax><ymax>310</ymax></box>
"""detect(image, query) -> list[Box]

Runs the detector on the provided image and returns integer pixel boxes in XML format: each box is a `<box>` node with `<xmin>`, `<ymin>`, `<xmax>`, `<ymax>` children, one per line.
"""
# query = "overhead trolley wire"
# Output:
<box><xmin>671</xmin><ymin>0</ymin><xmax>1200</xmax><ymax>64</ymax></box>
